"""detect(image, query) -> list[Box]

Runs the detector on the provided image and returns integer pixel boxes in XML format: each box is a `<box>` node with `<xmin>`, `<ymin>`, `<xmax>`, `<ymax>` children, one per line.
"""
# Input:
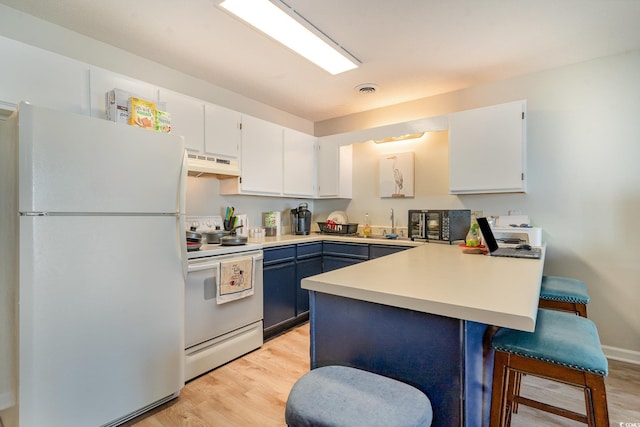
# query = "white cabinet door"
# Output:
<box><xmin>283</xmin><ymin>128</ymin><xmax>316</xmax><ymax>197</ymax></box>
<box><xmin>204</xmin><ymin>103</ymin><xmax>241</xmax><ymax>159</ymax></box>
<box><xmin>0</xmin><ymin>37</ymin><xmax>88</xmax><ymax>115</ymax></box>
<box><xmin>317</xmin><ymin>135</ymin><xmax>352</xmax><ymax>198</ymax></box>
<box><xmin>89</xmin><ymin>67</ymin><xmax>158</xmax><ymax>120</ymax></box>
<box><xmin>338</xmin><ymin>144</ymin><xmax>353</xmax><ymax>199</ymax></box>
<box><xmin>158</xmin><ymin>90</ymin><xmax>204</xmax><ymax>153</ymax></box>
<box><xmin>240</xmin><ymin>115</ymin><xmax>283</xmax><ymax>195</ymax></box>
<box><xmin>317</xmin><ymin>137</ymin><xmax>340</xmax><ymax>197</ymax></box>
<box><xmin>448</xmin><ymin>100</ymin><xmax>526</xmax><ymax>194</ymax></box>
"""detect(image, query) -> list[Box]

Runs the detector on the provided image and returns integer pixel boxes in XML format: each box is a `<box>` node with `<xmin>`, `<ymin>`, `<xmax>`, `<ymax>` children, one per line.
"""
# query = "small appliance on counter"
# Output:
<box><xmin>408</xmin><ymin>209</ymin><xmax>471</xmax><ymax>243</ymax></box>
<box><xmin>262</xmin><ymin>211</ymin><xmax>281</xmax><ymax>236</ymax></box>
<box><xmin>290</xmin><ymin>203</ymin><xmax>312</xmax><ymax>235</ymax></box>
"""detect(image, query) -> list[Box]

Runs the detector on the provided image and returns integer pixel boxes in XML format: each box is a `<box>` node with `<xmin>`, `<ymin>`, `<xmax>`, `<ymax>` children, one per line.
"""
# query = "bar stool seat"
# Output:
<box><xmin>490</xmin><ymin>308</ymin><xmax>609</xmax><ymax>426</ymax></box>
<box><xmin>539</xmin><ymin>275</ymin><xmax>590</xmax><ymax>317</ymax></box>
<box><xmin>285</xmin><ymin>365</ymin><xmax>433</xmax><ymax>427</ymax></box>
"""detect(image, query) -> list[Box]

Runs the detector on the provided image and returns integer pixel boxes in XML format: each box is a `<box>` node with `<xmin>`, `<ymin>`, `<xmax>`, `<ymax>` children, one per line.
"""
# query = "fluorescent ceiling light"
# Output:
<box><xmin>374</xmin><ymin>133</ymin><xmax>425</xmax><ymax>144</ymax></box>
<box><xmin>219</xmin><ymin>0</ymin><xmax>359</xmax><ymax>75</ymax></box>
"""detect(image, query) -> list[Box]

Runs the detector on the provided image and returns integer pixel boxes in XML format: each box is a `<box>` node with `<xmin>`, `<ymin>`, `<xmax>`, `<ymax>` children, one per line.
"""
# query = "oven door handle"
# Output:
<box><xmin>187</xmin><ymin>260</ymin><xmax>220</xmax><ymax>273</ymax></box>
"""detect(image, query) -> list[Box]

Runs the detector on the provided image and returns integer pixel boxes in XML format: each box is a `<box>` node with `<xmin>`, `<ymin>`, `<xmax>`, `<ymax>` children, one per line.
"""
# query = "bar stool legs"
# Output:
<box><xmin>490</xmin><ymin>351</ymin><xmax>609</xmax><ymax>426</ymax></box>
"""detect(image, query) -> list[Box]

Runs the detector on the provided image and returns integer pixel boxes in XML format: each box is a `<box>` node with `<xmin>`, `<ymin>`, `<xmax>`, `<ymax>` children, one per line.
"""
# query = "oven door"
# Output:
<box><xmin>425</xmin><ymin>211</ymin><xmax>443</xmax><ymax>241</ymax></box>
<box><xmin>408</xmin><ymin>210</ymin><xmax>426</xmax><ymax>240</ymax></box>
<box><xmin>185</xmin><ymin>251</ymin><xmax>263</xmax><ymax>349</ymax></box>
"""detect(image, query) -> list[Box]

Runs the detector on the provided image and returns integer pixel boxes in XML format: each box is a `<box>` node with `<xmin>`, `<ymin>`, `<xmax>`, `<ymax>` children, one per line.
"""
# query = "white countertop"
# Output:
<box><xmin>187</xmin><ymin>233</ymin><xmax>419</xmax><ymax>258</ymax></box>
<box><xmin>302</xmin><ymin>243</ymin><xmax>545</xmax><ymax>332</ymax></box>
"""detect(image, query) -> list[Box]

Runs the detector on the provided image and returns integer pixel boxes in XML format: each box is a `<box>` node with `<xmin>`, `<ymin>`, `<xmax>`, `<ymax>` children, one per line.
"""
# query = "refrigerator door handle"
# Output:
<box><xmin>178</xmin><ymin>148</ymin><xmax>188</xmax><ymax>280</ymax></box>
<box><xmin>179</xmin><ymin>147</ymin><xmax>187</xmax><ymax>215</ymax></box>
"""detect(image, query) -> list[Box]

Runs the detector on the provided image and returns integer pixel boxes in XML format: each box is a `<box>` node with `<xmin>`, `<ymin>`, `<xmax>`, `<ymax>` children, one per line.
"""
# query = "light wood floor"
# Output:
<box><xmin>129</xmin><ymin>322</ymin><xmax>640</xmax><ymax>426</ymax></box>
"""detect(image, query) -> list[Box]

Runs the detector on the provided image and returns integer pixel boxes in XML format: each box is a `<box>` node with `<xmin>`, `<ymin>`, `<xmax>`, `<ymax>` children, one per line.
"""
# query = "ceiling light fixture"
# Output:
<box><xmin>374</xmin><ymin>133</ymin><xmax>425</xmax><ymax>144</ymax></box>
<box><xmin>219</xmin><ymin>0</ymin><xmax>360</xmax><ymax>75</ymax></box>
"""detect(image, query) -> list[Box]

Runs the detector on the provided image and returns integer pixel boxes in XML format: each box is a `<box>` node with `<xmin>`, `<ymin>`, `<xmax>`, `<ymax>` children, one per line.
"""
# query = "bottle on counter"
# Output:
<box><xmin>363</xmin><ymin>213</ymin><xmax>372</xmax><ymax>237</ymax></box>
<box><xmin>465</xmin><ymin>217</ymin><xmax>481</xmax><ymax>247</ymax></box>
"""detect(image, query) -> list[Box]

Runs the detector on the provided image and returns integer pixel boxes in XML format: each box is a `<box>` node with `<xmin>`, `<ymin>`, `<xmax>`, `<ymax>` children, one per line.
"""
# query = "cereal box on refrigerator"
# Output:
<box><xmin>128</xmin><ymin>97</ymin><xmax>156</xmax><ymax>130</ymax></box>
<box><xmin>155</xmin><ymin>110</ymin><xmax>171</xmax><ymax>133</ymax></box>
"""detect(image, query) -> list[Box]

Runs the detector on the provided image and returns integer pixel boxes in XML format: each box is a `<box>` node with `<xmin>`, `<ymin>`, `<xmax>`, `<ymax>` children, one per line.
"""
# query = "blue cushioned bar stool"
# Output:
<box><xmin>285</xmin><ymin>365</ymin><xmax>433</xmax><ymax>427</ymax></box>
<box><xmin>511</xmin><ymin>275</ymin><xmax>592</xmax><ymax>412</ymax></box>
<box><xmin>539</xmin><ymin>275</ymin><xmax>590</xmax><ymax>317</ymax></box>
<box><xmin>490</xmin><ymin>308</ymin><xmax>609</xmax><ymax>426</ymax></box>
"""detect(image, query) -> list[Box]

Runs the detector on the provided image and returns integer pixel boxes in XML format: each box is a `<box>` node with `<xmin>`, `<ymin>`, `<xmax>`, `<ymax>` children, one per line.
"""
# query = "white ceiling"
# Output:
<box><xmin>3</xmin><ymin>0</ymin><xmax>640</xmax><ymax>123</ymax></box>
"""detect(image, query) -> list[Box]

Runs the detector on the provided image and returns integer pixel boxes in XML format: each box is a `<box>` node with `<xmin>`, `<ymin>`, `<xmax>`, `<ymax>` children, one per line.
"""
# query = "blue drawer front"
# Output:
<box><xmin>369</xmin><ymin>244</ymin><xmax>411</xmax><ymax>259</ymax></box>
<box><xmin>297</xmin><ymin>242</ymin><xmax>323</xmax><ymax>259</ymax></box>
<box><xmin>264</xmin><ymin>245</ymin><xmax>296</xmax><ymax>264</ymax></box>
<box><xmin>323</xmin><ymin>242</ymin><xmax>369</xmax><ymax>259</ymax></box>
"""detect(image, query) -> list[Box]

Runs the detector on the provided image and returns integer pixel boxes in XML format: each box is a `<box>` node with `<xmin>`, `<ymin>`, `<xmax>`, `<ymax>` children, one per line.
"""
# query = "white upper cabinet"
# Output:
<box><xmin>158</xmin><ymin>90</ymin><xmax>204</xmax><ymax>153</ymax></box>
<box><xmin>204</xmin><ymin>103</ymin><xmax>241</xmax><ymax>159</ymax></box>
<box><xmin>448</xmin><ymin>100</ymin><xmax>527</xmax><ymax>194</ymax></box>
<box><xmin>0</xmin><ymin>37</ymin><xmax>88</xmax><ymax>115</ymax></box>
<box><xmin>235</xmin><ymin>114</ymin><xmax>284</xmax><ymax>195</ymax></box>
<box><xmin>220</xmin><ymin>120</ymin><xmax>322</xmax><ymax>198</ymax></box>
<box><xmin>283</xmin><ymin>128</ymin><xmax>317</xmax><ymax>197</ymax></box>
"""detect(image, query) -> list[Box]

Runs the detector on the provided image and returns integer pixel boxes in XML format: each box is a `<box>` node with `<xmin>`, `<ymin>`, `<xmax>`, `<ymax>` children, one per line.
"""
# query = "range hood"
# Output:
<box><xmin>187</xmin><ymin>153</ymin><xmax>241</xmax><ymax>178</ymax></box>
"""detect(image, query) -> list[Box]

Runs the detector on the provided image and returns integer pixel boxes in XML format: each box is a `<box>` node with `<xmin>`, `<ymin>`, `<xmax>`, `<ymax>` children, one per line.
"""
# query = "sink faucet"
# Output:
<box><xmin>390</xmin><ymin>208</ymin><xmax>396</xmax><ymax>234</ymax></box>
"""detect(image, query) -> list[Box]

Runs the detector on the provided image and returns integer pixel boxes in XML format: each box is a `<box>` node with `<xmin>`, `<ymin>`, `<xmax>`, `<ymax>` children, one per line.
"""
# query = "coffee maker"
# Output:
<box><xmin>290</xmin><ymin>203</ymin><xmax>312</xmax><ymax>235</ymax></box>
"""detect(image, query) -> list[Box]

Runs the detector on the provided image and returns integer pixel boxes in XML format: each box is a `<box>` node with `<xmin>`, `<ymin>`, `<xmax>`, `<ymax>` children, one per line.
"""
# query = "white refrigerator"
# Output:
<box><xmin>0</xmin><ymin>102</ymin><xmax>187</xmax><ymax>427</ymax></box>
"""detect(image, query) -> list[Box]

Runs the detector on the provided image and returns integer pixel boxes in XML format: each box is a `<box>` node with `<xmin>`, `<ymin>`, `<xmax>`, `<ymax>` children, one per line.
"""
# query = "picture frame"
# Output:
<box><xmin>379</xmin><ymin>152</ymin><xmax>414</xmax><ymax>198</ymax></box>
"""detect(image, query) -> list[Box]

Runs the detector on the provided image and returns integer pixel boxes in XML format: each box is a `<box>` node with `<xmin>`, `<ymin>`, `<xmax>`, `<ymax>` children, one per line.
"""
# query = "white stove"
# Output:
<box><xmin>183</xmin><ymin>215</ymin><xmax>264</xmax><ymax>380</ymax></box>
<box><xmin>186</xmin><ymin>215</ymin><xmax>262</xmax><ymax>258</ymax></box>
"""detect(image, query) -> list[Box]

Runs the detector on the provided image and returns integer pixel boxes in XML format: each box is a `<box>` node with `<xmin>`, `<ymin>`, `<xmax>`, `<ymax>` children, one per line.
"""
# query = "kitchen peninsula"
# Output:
<box><xmin>302</xmin><ymin>243</ymin><xmax>545</xmax><ymax>427</ymax></box>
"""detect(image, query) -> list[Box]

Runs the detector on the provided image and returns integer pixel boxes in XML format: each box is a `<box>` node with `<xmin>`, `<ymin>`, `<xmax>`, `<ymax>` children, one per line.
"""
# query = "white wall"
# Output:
<box><xmin>319</xmin><ymin>51</ymin><xmax>640</xmax><ymax>360</ymax></box>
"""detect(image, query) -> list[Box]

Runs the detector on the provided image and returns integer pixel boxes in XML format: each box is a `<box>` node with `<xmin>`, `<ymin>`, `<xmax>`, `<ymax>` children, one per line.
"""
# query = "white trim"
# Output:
<box><xmin>0</xmin><ymin>100</ymin><xmax>17</xmax><ymax>112</ymax></box>
<box><xmin>603</xmin><ymin>345</ymin><xmax>640</xmax><ymax>365</ymax></box>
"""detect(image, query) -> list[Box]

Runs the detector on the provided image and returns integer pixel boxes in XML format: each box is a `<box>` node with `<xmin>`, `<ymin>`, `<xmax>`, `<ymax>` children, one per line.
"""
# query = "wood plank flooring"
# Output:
<box><xmin>129</xmin><ymin>323</ymin><xmax>640</xmax><ymax>426</ymax></box>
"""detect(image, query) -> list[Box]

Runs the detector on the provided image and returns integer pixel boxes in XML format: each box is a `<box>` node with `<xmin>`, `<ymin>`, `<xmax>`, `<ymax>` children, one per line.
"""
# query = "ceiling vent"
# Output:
<box><xmin>355</xmin><ymin>83</ymin><xmax>379</xmax><ymax>94</ymax></box>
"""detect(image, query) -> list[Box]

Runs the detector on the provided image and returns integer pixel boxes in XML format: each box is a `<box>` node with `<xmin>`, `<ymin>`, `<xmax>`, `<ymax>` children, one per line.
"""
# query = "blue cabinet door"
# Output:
<box><xmin>263</xmin><ymin>260</ymin><xmax>296</xmax><ymax>329</ymax></box>
<box><xmin>295</xmin><ymin>256</ymin><xmax>323</xmax><ymax>315</ymax></box>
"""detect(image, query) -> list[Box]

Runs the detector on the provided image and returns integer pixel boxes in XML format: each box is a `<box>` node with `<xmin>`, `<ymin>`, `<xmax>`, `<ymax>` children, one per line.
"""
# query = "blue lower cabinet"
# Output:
<box><xmin>263</xmin><ymin>241</ymin><xmax>413</xmax><ymax>337</ymax></box>
<box><xmin>264</xmin><ymin>243</ymin><xmax>324</xmax><ymax>338</ymax></box>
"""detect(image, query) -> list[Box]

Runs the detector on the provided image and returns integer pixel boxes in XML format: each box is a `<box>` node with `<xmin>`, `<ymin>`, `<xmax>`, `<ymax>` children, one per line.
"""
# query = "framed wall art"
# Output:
<box><xmin>379</xmin><ymin>152</ymin><xmax>414</xmax><ymax>198</ymax></box>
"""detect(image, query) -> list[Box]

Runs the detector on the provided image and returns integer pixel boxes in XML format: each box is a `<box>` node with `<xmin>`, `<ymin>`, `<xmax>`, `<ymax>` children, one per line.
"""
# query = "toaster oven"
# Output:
<box><xmin>408</xmin><ymin>209</ymin><xmax>471</xmax><ymax>243</ymax></box>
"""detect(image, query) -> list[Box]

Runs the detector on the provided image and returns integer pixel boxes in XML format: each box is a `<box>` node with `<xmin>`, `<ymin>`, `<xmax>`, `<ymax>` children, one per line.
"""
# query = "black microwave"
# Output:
<box><xmin>408</xmin><ymin>209</ymin><xmax>471</xmax><ymax>243</ymax></box>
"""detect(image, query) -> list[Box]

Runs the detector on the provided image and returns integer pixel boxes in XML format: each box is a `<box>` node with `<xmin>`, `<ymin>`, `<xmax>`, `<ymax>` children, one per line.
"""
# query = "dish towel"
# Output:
<box><xmin>217</xmin><ymin>256</ymin><xmax>254</xmax><ymax>304</ymax></box>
